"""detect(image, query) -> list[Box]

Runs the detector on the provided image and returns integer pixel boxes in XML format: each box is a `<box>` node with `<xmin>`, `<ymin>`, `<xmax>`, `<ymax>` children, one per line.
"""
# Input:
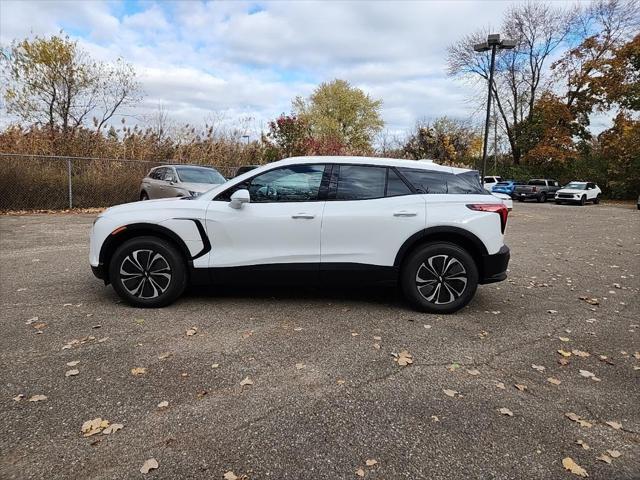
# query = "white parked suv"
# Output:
<box><xmin>555</xmin><ymin>181</ymin><xmax>601</xmax><ymax>206</ymax></box>
<box><xmin>90</xmin><ymin>156</ymin><xmax>510</xmax><ymax>313</ymax></box>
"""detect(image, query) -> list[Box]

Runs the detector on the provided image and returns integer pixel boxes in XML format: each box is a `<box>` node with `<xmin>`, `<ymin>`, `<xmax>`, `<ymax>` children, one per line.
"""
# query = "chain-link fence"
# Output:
<box><xmin>0</xmin><ymin>153</ymin><xmax>242</xmax><ymax>211</ymax></box>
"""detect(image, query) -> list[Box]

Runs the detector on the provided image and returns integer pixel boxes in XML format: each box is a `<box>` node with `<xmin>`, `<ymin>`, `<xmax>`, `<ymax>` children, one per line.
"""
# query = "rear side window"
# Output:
<box><xmin>398</xmin><ymin>169</ymin><xmax>485</xmax><ymax>194</ymax></box>
<box><xmin>336</xmin><ymin>165</ymin><xmax>386</xmax><ymax>200</ymax></box>
<box><xmin>386</xmin><ymin>169</ymin><xmax>412</xmax><ymax>197</ymax></box>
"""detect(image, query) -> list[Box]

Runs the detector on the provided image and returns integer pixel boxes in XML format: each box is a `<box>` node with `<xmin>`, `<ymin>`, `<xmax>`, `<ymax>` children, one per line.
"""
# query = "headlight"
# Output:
<box><xmin>188</xmin><ymin>190</ymin><xmax>200</xmax><ymax>197</ymax></box>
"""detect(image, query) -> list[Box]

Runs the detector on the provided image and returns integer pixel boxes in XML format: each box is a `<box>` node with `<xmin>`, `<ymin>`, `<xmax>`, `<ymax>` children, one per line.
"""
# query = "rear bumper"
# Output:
<box><xmin>480</xmin><ymin>245</ymin><xmax>510</xmax><ymax>284</ymax></box>
<box><xmin>515</xmin><ymin>192</ymin><xmax>539</xmax><ymax>199</ymax></box>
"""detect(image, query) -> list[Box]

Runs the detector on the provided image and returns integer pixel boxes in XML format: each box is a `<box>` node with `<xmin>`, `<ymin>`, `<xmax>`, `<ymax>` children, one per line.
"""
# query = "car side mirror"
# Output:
<box><xmin>229</xmin><ymin>189</ymin><xmax>250</xmax><ymax>209</ymax></box>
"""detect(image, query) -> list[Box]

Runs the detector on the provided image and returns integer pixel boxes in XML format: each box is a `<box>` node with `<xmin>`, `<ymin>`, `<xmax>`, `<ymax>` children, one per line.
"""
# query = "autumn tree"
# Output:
<box><xmin>266</xmin><ymin>114</ymin><xmax>310</xmax><ymax>158</ymax></box>
<box><xmin>448</xmin><ymin>1</ymin><xmax>573</xmax><ymax>164</ymax></box>
<box><xmin>293</xmin><ymin>79</ymin><xmax>383</xmax><ymax>154</ymax></box>
<box><xmin>403</xmin><ymin>117</ymin><xmax>481</xmax><ymax>165</ymax></box>
<box><xmin>1</xmin><ymin>34</ymin><xmax>141</xmax><ymax>135</ymax></box>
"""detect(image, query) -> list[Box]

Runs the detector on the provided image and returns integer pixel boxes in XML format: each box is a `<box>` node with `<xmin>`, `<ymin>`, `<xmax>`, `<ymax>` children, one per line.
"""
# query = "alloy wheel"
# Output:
<box><xmin>415</xmin><ymin>254</ymin><xmax>468</xmax><ymax>305</ymax></box>
<box><xmin>119</xmin><ymin>249</ymin><xmax>172</xmax><ymax>299</ymax></box>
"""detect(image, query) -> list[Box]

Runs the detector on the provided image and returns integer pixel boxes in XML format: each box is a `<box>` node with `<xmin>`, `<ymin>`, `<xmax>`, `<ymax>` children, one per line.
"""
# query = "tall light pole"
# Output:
<box><xmin>473</xmin><ymin>34</ymin><xmax>515</xmax><ymax>184</ymax></box>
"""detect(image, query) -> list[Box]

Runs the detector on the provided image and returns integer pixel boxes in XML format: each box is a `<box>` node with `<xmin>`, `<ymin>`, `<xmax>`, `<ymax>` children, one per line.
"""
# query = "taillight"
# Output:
<box><xmin>466</xmin><ymin>203</ymin><xmax>509</xmax><ymax>233</ymax></box>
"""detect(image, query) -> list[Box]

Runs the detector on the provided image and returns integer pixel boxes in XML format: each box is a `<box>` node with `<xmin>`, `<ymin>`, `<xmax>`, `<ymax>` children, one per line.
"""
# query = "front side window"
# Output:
<box><xmin>176</xmin><ymin>167</ymin><xmax>225</xmax><ymax>184</ymax></box>
<box><xmin>336</xmin><ymin>165</ymin><xmax>386</xmax><ymax>200</ymax></box>
<box><xmin>248</xmin><ymin>164</ymin><xmax>325</xmax><ymax>202</ymax></box>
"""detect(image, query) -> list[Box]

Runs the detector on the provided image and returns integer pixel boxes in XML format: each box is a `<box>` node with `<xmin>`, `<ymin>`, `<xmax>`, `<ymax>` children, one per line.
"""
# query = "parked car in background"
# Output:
<box><xmin>234</xmin><ymin>165</ymin><xmax>259</xmax><ymax>177</ymax></box>
<box><xmin>637</xmin><ymin>195</ymin><xmax>640</xmax><ymax>210</ymax></box>
<box><xmin>482</xmin><ymin>176</ymin><xmax>503</xmax><ymax>192</ymax></box>
<box><xmin>91</xmin><ymin>156</ymin><xmax>510</xmax><ymax>314</ymax></box>
<box><xmin>513</xmin><ymin>179</ymin><xmax>560</xmax><ymax>202</ymax></box>
<box><xmin>555</xmin><ymin>181</ymin><xmax>601</xmax><ymax>206</ymax></box>
<box><xmin>491</xmin><ymin>180</ymin><xmax>526</xmax><ymax>197</ymax></box>
<box><xmin>140</xmin><ymin>165</ymin><xmax>226</xmax><ymax>200</ymax></box>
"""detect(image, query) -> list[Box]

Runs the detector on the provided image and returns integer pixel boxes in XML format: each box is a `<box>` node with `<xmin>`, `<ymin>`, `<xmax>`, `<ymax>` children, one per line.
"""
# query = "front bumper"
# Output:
<box><xmin>480</xmin><ymin>245</ymin><xmax>510</xmax><ymax>284</ymax></box>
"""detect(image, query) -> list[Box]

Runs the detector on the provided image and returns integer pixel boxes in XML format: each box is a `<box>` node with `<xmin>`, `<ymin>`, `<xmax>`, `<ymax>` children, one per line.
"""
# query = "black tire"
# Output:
<box><xmin>109</xmin><ymin>236</ymin><xmax>187</xmax><ymax>308</ymax></box>
<box><xmin>537</xmin><ymin>193</ymin><xmax>546</xmax><ymax>203</ymax></box>
<box><xmin>517</xmin><ymin>198</ymin><xmax>525</xmax><ymax>202</ymax></box>
<box><xmin>580</xmin><ymin>195</ymin><xmax>586</xmax><ymax>206</ymax></box>
<box><xmin>140</xmin><ymin>191</ymin><xmax>149</xmax><ymax>201</ymax></box>
<box><xmin>401</xmin><ymin>242</ymin><xmax>479</xmax><ymax>314</ymax></box>
<box><xmin>555</xmin><ymin>200</ymin><xmax>562</xmax><ymax>205</ymax></box>
<box><xmin>593</xmin><ymin>195</ymin><xmax>600</xmax><ymax>204</ymax></box>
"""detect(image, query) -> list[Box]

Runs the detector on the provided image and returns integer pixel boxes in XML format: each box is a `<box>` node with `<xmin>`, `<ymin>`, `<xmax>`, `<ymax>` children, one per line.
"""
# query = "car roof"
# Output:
<box><xmin>272</xmin><ymin>156</ymin><xmax>473</xmax><ymax>174</ymax></box>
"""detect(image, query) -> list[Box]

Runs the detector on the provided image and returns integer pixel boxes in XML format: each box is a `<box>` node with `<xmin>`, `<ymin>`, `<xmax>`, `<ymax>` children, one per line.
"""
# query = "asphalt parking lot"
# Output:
<box><xmin>1</xmin><ymin>202</ymin><xmax>639</xmax><ymax>480</ymax></box>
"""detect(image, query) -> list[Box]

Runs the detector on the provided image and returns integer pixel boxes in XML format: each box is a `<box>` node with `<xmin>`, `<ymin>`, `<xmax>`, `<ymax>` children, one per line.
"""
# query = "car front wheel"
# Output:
<box><xmin>401</xmin><ymin>242</ymin><xmax>479</xmax><ymax>314</ymax></box>
<box><xmin>109</xmin><ymin>236</ymin><xmax>187</xmax><ymax>308</ymax></box>
<box><xmin>580</xmin><ymin>195</ymin><xmax>586</xmax><ymax>206</ymax></box>
<box><xmin>593</xmin><ymin>194</ymin><xmax>600</xmax><ymax>204</ymax></box>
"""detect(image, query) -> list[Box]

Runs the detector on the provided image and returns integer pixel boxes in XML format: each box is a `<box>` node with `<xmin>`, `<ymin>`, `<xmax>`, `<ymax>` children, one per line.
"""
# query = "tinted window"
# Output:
<box><xmin>248</xmin><ymin>164</ymin><xmax>325</xmax><ymax>202</ymax></box>
<box><xmin>176</xmin><ymin>167</ymin><xmax>225</xmax><ymax>184</ymax></box>
<box><xmin>336</xmin><ymin>165</ymin><xmax>386</xmax><ymax>200</ymax></box>
<box><xmin>386</xmin><ymin>168</ymin><xmax>412</xmax><ymax>197</ymax></box>
<box><xmin>163</xmin><ymin>168</ymin><xmax>177</xmax><ymax>182</ymax></box>
<box><xmin>151</xmin><ymin>168</ymin><xmax>165</xmax><ymax>180</ymax></box>
<box><xmin>399</xmin><ymin>169</ymin><xmax>484</xmax><ymax>194</ymax></box>
<box><xmin>528</xmin><ymin>180</ymin><xmax>546</xmax><ymax>186</ymax></box>
<box><xmin>484</xmin><ymin>177</ymin><xmax>496</xmax><ymax>184</ymax></box>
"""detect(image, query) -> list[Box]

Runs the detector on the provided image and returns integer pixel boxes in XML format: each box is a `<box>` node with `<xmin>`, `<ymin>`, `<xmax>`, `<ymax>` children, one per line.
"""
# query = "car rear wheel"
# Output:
<box><xmin>580</xmin><ymin>195</ymin><xmax>586</xmax><ymax>206</ymax></box>
<box><xmin>109</xmin><ymin>236</ymin><xmax>187</xmax><ymax>308</ymax></box>
<box><xmin>401</xmin><ymin>242</ymin><xmax>479</xmax><ymax>314</ymax></box>
<box><xmin>537</xmin><ymin>193</ymin><xmax>546</xmax><ymax>203</ymax></box>
<box><xmin>140</xmin><ymin>191</ymin><xmax>149</xmax><ymax>201</ymax></box>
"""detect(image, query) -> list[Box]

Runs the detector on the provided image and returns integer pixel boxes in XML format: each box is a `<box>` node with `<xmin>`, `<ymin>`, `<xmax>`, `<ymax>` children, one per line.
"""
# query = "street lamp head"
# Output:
<box><xmin>473</xmin><ymin>42</ymin><xmax>490</xmax><ymax>52</ymax></box>
<box><xmin>499</xmin><ymin>39</ymin><xmax>517</xmax><ymax>50</ymax></box>
<box><xmin>487</xmin><ymin>34</ymin><xmax>501</xmax><ymax>45</ymax></box>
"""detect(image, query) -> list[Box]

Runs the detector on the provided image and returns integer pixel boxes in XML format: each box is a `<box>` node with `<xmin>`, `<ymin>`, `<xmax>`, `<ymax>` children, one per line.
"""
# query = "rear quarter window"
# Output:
<box><xmin>399</xmin><ymin>169</ymin><xmax>485</xmax><ymax>194</ymax></box>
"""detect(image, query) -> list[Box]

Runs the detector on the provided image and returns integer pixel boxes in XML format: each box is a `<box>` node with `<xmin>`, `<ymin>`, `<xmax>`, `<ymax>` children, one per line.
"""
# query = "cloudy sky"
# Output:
<box><xmin>2</xmin><ymin>0</ymin><xmax>551</xmax><ymax>137</ymax></box>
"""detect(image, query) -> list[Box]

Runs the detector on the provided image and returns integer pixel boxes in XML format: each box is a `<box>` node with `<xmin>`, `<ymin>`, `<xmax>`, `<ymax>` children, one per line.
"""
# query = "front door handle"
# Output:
<box><xmin>292</xmin><ymin>213</ymin><xmax>315</xmax><ymax>219</ymax></box>
<box><xmin>393</xmin><ymin>211</ymin><xmax>417</xmax><ymax>217</ymax></box>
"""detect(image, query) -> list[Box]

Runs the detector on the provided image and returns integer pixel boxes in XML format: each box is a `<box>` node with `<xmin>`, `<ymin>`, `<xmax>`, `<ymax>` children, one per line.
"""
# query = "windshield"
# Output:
<box><xmin>564</xmin><ymin>182</ymin><xmax>586</xmax><ymax>190</ymax></box>
<box><xmin>176</xmin><ymin>167</ymin><xmax>225</xmax><ymax>184</ymax></box>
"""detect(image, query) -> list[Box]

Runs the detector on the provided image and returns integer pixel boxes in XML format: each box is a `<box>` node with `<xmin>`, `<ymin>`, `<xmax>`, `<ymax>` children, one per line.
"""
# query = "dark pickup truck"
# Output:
<box><xmin>513</xmin><ymin>179</ymin><xmax>560</xmax><ymax>203</ymax></box>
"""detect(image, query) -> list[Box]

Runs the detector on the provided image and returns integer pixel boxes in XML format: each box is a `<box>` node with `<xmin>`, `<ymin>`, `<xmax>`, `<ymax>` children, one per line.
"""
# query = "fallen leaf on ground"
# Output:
<box><xmin>131</xmin><ymin>367</ymin><xmax>147</xmax><ymax>375</ymax></box>
<box><xmin>66</xmin><ymin>360</ymin><xmax>80</xmax><ymax>367</ymax></box>
<box><xmin>579</xmin><ymin>296</ymin><xmax>599</xmax><ymax>305</ymax></box>
<box><xmin>579</xmin><ymin>369</ymin><xmax>600</xmax><ymax>381</ymax></box>
<box><xmin>532</xmin><ymin>364</ymin><xmax>546</xmax><ymax>372</ymax></box>
<box><xmin>336</xmin><ymin>379</ymin><xmax>346</xmax><ymax>385</ymax></box>
<box><xmin>295</xmin><ymin>363</ymin><xmax>305</xmax><ymax>370</ymax></box>
<box><xmin>28</xmin><ymin>394</ymin><xmax>47</xmax><ymax>402</ymax></box>
<box><xmin>559</xmin><ymin>337</ymin><xmax>570</xmax><ymax>342</ymax></box>
<box><xmin>495</xmin><ymin>382</ymin><xmax>506</xmax><ymax>389</ymax></box>
<box><xmin>365</xmin><ymin>459</ymin><xmax>377</xmax><ymax>467</ymax></box>
<box><xmin>558</xmin><ymin>349</ymin><xmax>572</xmax><ymax>357</ymax></box>
<box><xmin>157</xmin><ymin>401</ymin><xmax>169</xmax><ymax>409</ymax></box>
<box><xmin>597</xmin><ymin>454</ymin><xmax>612</xmax><ymax>464</ymax></box>
<box><xmin>351</xmin><ymin>332</ymin><xmax>359</xmax><ymax>337</ymax></box>
<box><xmin>13</xmin><ymin>394</ymin><xmax>25</xmax><ymax>401</ymax></box>
<box><xmin>223</xmin><ymin>472</ymin><xmax>238</xmax><ymax>480</ymax></box>
<box><xmin>563</xmin><ymin>457</ymin><xmax>588</xmax><ymax>477</ymax></box>
<box><xmin>431</xmin><ymin>415</ymin><xmax>439</xmax><ymax>422</ymax></box>
<box><xmin>65</xmin><ymin>369</ymin><xmax>79</xmax><ymax>377</ymax></box>
<box><xmin>547</xmin><ymin>377</ymin><xmax>561</xmax><ymax>385</ymax></box>
<box><xmin>355</xmin><ymin>468</ymin><xmax>365</xmax><ymax>477</ymax></box>
<box><xmin>548</xmin><ymin>310</ymin><xmax>558</xmax><ymax>314</ymax></box>
<box><xmin>212</xmin><ymin>363</ymin><xmax>220</xmax><ymax>368</ymax></box>
<box><xmin>140</xmin><ymin>458</ymin><xmax>158</xmax><ymax>474</ymax></box>
<box><xmin>498</xmin><ymin>407</ymin><xmax>513</xmax><ymax>416</ymax></box>
<box><xmin>158</xmin><ymin>352</ymin><xmax>172</xmax><ymax>359</ymax></box>
<box><xmin>607</xmin><ymin>449</ymin><xmax>621</xmax><ymax>458</ymax></box>
<box><xmin>102</xmin><ymin>423</ymin><xmax>123</xmax><ymax>435</ymax></box>
<box><xmin>25</xmin><ymin>316</ymin><xmax>38</xmax><ymax>325</ymax></box>
<box><xmin>466</xmin><ymin>369</ymin><xmax>480</xmax><ymax>376</ymax></box>
<box><xmin>576</xmin><ymin>439</ymin><xmax>589</xmax><ymax>450</ymax></box>
<box><xmin>514</xmin><ymin>384</ymin><xmax>527</xmax><ymax>391</ymax></box>
<box><xmin>572</xmin><ymin>350</ymin><xmax>590</xmax><ymax>357</ymax></box>
<box><xmin>605</xmin><ymin>420</ymin><xmax>622</xmax><ymax>430</ymax></box>
<box><xmin>565</xmin><ymin>412</ymin><xmax>592</xmax><ymax>428</ymax></box>
<box><xmin>240</xmin><ymin>376</ymin><xmax>253</xmax><ymax>387</ymax></box>
<box><xmin>186</xmin><ymin>327</ymin><xmax>197</xmax><ymax>336</ymax></box>
<box><xmin>81</xmin><ymin>417</ymin><xmax>109</xmax><ymax>436</ymax></box>
<box><xmin>373</xmin><ymin>343</ymin><xmax>381</xmax><ymax>350</ymax></box>
<box><xmin>373</xmin><ymin>336</ymin><xmax>382</xmax><ymax>341</ymax></box>
<box><xmin>394</xmin><ymin>350</ymin><xmax>413</xmax><ymax>366</ymax></box>
<box><xmin>443</xmin><ymin>389</ymin><xmax>459</xmax><ymax>398</ymax></box>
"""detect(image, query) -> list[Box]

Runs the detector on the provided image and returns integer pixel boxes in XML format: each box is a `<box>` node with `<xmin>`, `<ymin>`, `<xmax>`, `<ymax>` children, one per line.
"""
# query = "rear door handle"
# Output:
<box><xmin>292</xmin><ymin>213</ymin><xmax>315</xmax><ymax>219</ymax></box>
<box><xmin>393</xmin><ymin>211</ymin><xmax>417</xmax><ymax>217</ymax></box>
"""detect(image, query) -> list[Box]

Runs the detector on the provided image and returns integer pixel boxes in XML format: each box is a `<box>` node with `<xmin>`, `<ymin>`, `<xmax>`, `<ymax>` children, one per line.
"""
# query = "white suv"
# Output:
<box><xmin>90</xmin><ymin>156</ymin><xmax>510</xmax><ymax>313</ymax></box>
